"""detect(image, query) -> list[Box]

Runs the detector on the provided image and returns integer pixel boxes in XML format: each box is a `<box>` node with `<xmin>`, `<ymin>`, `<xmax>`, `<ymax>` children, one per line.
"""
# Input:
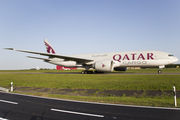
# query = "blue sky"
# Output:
<box><xmin>0</xmin><ymin>0</ymin><xmax>180</xmax><ymax>70</ymax></box>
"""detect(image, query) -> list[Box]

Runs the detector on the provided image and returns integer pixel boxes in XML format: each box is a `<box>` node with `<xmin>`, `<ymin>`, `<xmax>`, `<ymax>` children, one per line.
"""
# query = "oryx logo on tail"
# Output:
<box><xmin>44</xmin><ymin>39</ymin><xmax>56</xmax><ymax>54</ymax></box>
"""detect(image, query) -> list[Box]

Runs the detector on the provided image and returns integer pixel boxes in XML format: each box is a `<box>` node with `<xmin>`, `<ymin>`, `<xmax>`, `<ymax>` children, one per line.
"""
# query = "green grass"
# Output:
<box><xmin>0</xmin><ymin>74</ymin><xmax>180</xmax><ymax>90</ymax></box>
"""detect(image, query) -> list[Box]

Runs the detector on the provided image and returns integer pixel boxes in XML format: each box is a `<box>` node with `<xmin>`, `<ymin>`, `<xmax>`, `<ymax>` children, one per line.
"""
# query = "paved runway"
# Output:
<box><xmin>0</xmin><ymin>92</ymin><xmax>180</xmax><ymax>120</ymax></box>
<box><xmin>0</xmin><ymin>72</ymin><xmax>180</xmax><ymax>75</ymax></box>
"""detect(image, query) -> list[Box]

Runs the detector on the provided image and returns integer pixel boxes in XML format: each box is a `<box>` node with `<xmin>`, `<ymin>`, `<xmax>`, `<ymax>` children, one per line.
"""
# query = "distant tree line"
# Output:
<box><xmin>29</xmin><ymin>68</ymin><xmax>55</xmax><ymax>70</ymax></box>
<box><xmin>165</xmin><ymin>64</ymin><xmax>180</xmax><ymax>68</ymax></box>
<box><xmin>141</xmin><ymin>64</ymin><xmax>180</xmax><ymax>69</ymax></box>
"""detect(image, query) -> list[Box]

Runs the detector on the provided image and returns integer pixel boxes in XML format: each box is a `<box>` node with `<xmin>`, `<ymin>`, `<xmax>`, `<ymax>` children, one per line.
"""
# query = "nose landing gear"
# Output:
<box><xmin>81</xmin><ymin>70</ymin><xmax>104</xmax><ymax>74</ymax></box>
<box><xmin>158</xmin><ymin>65</ymin><xmax>165</xmax><ymax>74</ymax></box>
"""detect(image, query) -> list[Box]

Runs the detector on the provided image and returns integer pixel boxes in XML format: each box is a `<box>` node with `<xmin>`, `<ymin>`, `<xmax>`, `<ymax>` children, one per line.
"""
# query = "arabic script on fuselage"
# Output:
<box><xmin>92</xmin><ymin>54</ymin><xmax>108</xmax><ymax>57</ymax></box>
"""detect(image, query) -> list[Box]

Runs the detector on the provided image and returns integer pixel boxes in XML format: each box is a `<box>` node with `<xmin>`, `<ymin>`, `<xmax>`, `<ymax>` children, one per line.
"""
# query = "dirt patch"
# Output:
<box><xmin>3</xmin><ymin>86</ymin><xmax>178</xmax><ymax>98</ymax></box>
<box><xmin>98</xmin><ymin>90</ymin><xmax>144</xmax><ymax>97</ymax></box>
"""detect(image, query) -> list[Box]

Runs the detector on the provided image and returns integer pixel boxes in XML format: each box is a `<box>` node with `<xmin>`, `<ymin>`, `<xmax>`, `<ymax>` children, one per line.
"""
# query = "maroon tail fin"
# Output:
<box><xmin>44</xmin><ymin>39</ymin><xmax>56</xmax><ymax>54</ymax></box>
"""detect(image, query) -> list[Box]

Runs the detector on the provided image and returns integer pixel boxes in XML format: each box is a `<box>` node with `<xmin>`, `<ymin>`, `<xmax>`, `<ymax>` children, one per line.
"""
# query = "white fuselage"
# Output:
<box><xmin>48</xmin><ymin>50</ymin><xmax>178</xmax><ymax>68</ymax></box>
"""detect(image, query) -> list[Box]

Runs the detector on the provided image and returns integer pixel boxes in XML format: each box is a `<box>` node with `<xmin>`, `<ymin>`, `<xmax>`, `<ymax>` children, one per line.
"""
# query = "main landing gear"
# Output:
<box><xmin>81</xmin><ymin>70</ymin><xmax>104</xmax><ymax>74</ymax></box>
<box><xmin>81</xmin><ymin>70</ymin><xmax>93</xmax><ymax>74</ymax></box>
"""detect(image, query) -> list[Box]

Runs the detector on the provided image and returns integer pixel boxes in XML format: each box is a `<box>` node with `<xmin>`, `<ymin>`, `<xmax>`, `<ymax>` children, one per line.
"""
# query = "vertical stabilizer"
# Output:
<box><xmin>44</xmin><ymin>39</ymin><xmax>57</xmax><ymax>54</ymax></box>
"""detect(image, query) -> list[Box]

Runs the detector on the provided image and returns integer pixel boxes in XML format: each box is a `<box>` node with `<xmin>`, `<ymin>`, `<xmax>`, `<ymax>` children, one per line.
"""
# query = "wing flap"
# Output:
<box><xmin>27</xmin><ymin>56</ymin><xmax>50</xmax><ymax>61</ymax></box>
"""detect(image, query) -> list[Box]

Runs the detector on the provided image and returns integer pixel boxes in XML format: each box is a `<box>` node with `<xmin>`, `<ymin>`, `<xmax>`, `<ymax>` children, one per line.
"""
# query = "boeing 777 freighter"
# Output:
<box><xmin>5</xmin><ymin>39</ymin><xmax>178</xmax><ymax>74</ymax></box>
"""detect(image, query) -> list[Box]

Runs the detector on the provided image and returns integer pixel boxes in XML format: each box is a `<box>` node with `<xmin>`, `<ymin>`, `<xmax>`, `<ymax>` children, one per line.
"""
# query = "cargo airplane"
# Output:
<box><xmin>5</xmin><ymin>39</ymin><xmax>178</xmax><ymax>74</ymax></box>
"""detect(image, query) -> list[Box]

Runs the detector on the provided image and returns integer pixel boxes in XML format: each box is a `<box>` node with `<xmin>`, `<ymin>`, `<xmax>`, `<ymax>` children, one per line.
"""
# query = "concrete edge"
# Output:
<box><xmin>0</xmin><ymin>87</ymin><xmax>9</xmax><ymax>92</ymax></box>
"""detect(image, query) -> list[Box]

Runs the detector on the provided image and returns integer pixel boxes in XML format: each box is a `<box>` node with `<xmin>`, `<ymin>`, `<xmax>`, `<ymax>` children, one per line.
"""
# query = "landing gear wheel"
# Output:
<box><xmin>94</xmin><ymin>71</ymin><xmax>104</xmax><ymax>74</ymax></box>
<box><xmin>158</xmin><ymin>70</ymin><xmax>162</xmax><ymax>74</ymax></box>
<box><xmin>84</xmin><ymin>70</ymin><xmax>88</xmax><ymax>74</ymax></box>
<box><xmin>81</xmin><ymin>70</ymin><xmax>93</xmax><ymax>74</ymax></box>
<box><xmin>87</xmin><ymin>71</ymin><xmax>93</xmax><ymax>74</ymax></box>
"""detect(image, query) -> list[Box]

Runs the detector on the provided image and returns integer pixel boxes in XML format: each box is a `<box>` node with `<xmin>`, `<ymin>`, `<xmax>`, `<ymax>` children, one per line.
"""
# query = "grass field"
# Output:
<box><xmin>0</xmin><ymin>73</ymin><xmax>180</xmax><ymax>90</ymax></box>
<box><xmin>0</xmin><ymin>68</ymin><xmax>180</xmax><ymax>107</ymax></box>
<box><xmin>0</xmin><ymin>68</ymin><xmax>180</xmax><ymax>73</ymax></box>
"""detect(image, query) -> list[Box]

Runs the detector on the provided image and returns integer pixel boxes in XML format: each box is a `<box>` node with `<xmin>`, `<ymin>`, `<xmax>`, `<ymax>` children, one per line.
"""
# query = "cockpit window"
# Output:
<box><xmin>168</xmin><ymin>54</ymin><xmax>174</xmax><ymax>57</ymax></box>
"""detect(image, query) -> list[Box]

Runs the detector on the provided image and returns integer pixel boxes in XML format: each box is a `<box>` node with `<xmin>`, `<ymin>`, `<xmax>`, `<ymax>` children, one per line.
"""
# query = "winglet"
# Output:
<box><xmin>44</xmin><ymin>39</ymin><xmax>57</xmax><ymax>54</ymax></box>
<box><xmin>4</xmin><ymin>48</ymin><xmax>14</xmax><ymax>50</ymax></box>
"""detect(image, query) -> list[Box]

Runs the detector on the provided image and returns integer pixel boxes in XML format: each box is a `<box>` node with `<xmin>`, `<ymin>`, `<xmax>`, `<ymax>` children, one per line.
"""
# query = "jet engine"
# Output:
<box><xmin>48</xmin><ymin>61</ymin><xmax>77</xmax><ymax>67</ymax></box>
<box><xmin>114</xmin><ymin>67</ymin><xmax>127</xmax><ymax>71</ymax></box>
<box><xmin>94</xmin><ymin>60</ymin><xmax>114</xmax><ymax>72</ymax></box>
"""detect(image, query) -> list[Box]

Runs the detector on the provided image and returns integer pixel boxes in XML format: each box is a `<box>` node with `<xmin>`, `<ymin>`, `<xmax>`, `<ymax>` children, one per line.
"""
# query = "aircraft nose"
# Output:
<box><xmin>168</xmin><ymin>57</ymin><xmax>178</xmax><ymax>64</ymax></box>
<box><xmin>175</xmin><ymin>57</ymin><xmax>179</xmax><ymax>62</ymax></box>
<box><xmin>172</xmin><ymin>57</ymin><xmax>178</xmax><ymax>63</ymax></box>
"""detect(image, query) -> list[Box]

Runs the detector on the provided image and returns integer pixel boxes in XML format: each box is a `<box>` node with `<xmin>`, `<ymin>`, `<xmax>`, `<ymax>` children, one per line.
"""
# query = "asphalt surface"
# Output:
<box><xmin>0</xmin><ymin>72</ymin><xmax>180</xmax><ymax>74</ymax></box>
<box><xmin>0</xmin><ymin>92</ymin><xmax>180</xmax><ymax>120</ymax></box>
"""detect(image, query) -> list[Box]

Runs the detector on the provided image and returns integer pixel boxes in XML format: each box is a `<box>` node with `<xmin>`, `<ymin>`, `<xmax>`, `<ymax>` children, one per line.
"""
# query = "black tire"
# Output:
<box><xmin>84</xmin><ymin>71</ymin><xmax>88</xmax><ymax>74</ymax></box>
<box><xmin>158</xmin><ymin>70</ymin><xmax>162</xmax><ymax>74</ymax></box>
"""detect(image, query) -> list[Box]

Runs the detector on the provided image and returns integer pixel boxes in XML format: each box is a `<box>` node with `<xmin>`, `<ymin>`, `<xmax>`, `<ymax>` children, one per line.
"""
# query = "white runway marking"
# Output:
<box><xmin>0</xmin><ymin>99</ymin><xmax>18</xmax><ymax>105</ymax></box>
<box><xmin>51</xmin><ymin>108</ymin><xmax>104</xmax><ymax>118</ymax></box>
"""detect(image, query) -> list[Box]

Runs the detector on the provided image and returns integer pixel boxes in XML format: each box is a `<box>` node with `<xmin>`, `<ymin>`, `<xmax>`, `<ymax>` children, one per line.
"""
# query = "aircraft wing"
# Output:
<box><xmin>4</xmin><ymin>48</ymin><xmax>94</xmax><ymax>64</ymax></box>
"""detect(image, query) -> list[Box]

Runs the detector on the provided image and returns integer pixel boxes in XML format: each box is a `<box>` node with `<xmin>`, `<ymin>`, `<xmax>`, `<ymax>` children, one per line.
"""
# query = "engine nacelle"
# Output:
<box><xmin>94</xmin><ymin>60</ymin><xmax>114</xmax><ymax>72</ymax></box>
<box><xmin>114</xmin><ymin>67</ymin><xmax>127</xmax><ymax>71</ymax></box>
<box><xmin>48</xmin><ymin>61</ymin><xmax>77</xmax><ymax>67</ymax></box>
